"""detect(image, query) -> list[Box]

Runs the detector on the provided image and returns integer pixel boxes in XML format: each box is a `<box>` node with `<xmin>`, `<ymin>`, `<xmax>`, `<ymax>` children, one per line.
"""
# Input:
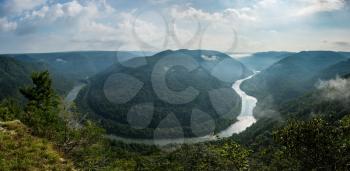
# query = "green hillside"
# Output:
<box><xmin>241</xmin><ymin>51</ymin><xmax>347</xmax><ymax>119</ymax></box>
<box><xmin>313</xmin><ymin>58</ymin><xmax>350</xmax><ymax>80</ymax></box>
<box><xmin>237</xmin><ymin>74</ymin><xmax>350</xmax><ymax>170</ymax></box>
<box><xmin>0</xmin><ymin>120</ymin><xmax>74</xmax><ymax>170</ymax></box>
<box><xmin>0</xmin><ymin>55</ymin><xmax>37</xmax><ymax>101</ymax></box>
<box><xmin>0</xmin><ymin>55</ymin><xmax>73</xmax><ymax>100</ymax></box>
<box><xmin>77</xmin><ymin>49</ymin><xmax>253</xmax><ymax>139</ymax></box>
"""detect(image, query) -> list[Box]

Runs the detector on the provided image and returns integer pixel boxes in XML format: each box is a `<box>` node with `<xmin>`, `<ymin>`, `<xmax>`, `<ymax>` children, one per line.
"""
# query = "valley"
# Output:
<box><xmin>1</xmin><ymin>49</ymin><xmax>350</xmax><ymax>170</ymax></box>
<box><xmin>1</xmin><ymin>0</ymin><xmax>350</xmax><ymax>169</ymax></box>
<box><xmin>75</xmin><ymin>49</ymin><xmax>253</xmax><ymax>139</ymax></box>
<box><xmin>65</xmin><ymin>71</ymin><xmax>259</xmax><ymax>145</ymax></box>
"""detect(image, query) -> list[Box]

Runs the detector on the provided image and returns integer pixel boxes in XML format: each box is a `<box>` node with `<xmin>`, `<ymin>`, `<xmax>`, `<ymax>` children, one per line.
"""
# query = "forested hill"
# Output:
<box><xmin>241</xmin><ymin>51</ymin><xmax>348</xmax><ymax>119</ymax></box>
<box><xmin>76</xmin><ymin>49</ymin><xmax>253</xmax><ymax>139</ymax></box>
<box><xmin>313</xmin><ymin>58</ymin><xmax>350</xmax><ymax>81</ymax></box>
<box><xmin>237</xmin><ymin>74</ymin><xmax>350</xmax><ymax>170</ymax></box>
<box><xmin>0</xmin><ymin>55</ymin><xmax>73</xmax><ymax>100</ymax></box>
<box><xmin>0</xmin><ymin>55</ymin><xmax>38</xmax><ymax>101</ymax></box>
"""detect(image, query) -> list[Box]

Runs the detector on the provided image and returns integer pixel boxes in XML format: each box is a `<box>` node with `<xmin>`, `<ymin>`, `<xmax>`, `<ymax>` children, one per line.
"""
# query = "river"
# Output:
<box><xmin>217</xmin><ymin>73</ymin><xmax>258</xmax><ymax>137</ymax></box>
<box><xmin>65</xmin><ymin>73</ymin><xmax>258</xmax><ymax>146</ymax></box>
<box><xmin>64</xmin><ymin>84</ymin><xmax>85</xmax><ymax>105</ymax></box>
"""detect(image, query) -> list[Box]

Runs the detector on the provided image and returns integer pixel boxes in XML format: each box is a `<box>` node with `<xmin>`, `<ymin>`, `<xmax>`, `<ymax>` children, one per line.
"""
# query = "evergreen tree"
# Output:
<box><xmin>20</xmin><ymin>71</ymin><xmax>62</xmax><ymax>138</ymax></box>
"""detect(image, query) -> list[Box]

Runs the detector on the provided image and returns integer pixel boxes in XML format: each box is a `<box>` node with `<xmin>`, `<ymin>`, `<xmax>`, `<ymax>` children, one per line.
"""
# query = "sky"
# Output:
<box><xmin>0</xmin><ymin>0</ymin><xmax>349</xmax><ymax>53</ymax></box>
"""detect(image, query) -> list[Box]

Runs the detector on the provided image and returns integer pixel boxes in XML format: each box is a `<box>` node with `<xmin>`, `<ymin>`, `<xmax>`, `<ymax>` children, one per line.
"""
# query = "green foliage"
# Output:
<box><xmin>273</xmin><ymin>116</ymin><xmax>350</xmax><ymax>170</ymax></box>
<box><xmin>249</xmin><ymin>145</ymin><xmax>301</xmax><ymax>171</ymax></box>
<box><xmin>20</xmin><ymin>71</ymin><xmax>59</xmax><ymax>109</ymax></box>
<box><xmin>0</xmin><ymin>99</ymin><xmax>22</xmax><ymax>121</ymax></box>
<box><xmin>12</xmin><ymin>70</ymin><xmax>117</xmax><ymax>170</ymax></box>
<box><xmin>0</xmin><ymin>120</ymin><xmax>74</xmax><ymax>171</ymax></box>
<box><xmin>60</xmin><ymin>120</ymin><xmax>110</xmax><ymax>170</ymax></box>
<box><xmin>146</xmin><ymin>140</ymin><xmax>251</xmax><ymax>171</ymax></box>
<box><xmin>20</xmin><ymin>71</ymin><xmax>62</xmax><ymax>138</ymax></box>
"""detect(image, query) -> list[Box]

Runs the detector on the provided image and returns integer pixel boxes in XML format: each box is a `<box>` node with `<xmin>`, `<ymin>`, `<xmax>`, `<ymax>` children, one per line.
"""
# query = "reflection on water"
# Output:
<box><xmin>217</xmin><ymin>73</ymin><xmax>258</xmax><ymax>138</ymax></box>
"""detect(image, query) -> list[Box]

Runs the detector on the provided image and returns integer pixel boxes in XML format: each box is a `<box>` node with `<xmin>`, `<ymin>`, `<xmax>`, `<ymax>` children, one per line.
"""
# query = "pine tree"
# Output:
<box><xmin>20</xmin><ymin>71</ymin><xmax>62</xmax><ymax>138</ymax></box>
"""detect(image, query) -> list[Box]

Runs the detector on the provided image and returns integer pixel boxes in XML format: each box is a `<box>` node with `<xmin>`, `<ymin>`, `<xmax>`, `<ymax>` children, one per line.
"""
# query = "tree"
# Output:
<box><xmin>212</xmin><ymin>140</ymin><xmax>251</xmax><ymax>170</ymax></box>
<box><xmin>273</xmin><ymin>116</ymin><xmax>350</xmax><ymax>170</ymax></box>
<box><xmin>20</xmin><ymin>71</ymin><xmax>62</xmax><ymax>138</ymax></box>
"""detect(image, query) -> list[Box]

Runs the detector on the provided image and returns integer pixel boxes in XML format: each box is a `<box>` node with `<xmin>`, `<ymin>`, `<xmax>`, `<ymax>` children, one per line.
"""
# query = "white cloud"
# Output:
<box><xmin>295</xmin><ymin>0</ymin><xmax>345</xmax><ymax>16</ymax></box>
<box><xmin>170</xmin><ymin>6</ymin><xmax>256</xmax><ymax>24</ymax></box>
<box><xmin>0</xmin><ymin>17</ymin><xmax>17</xmax><ymax>32</ymax></box>
<box><xmin>1</xmin><ymin>0</ymin><xmax>46</xmax><ymax>15</ymax></box>
<box><xmin>72</xmin><ymin>21</ymin><xmax>119</xmax><ymax>44</ymax></box>
<box><xmin>0</xmin><ymin>0</ymin><xmax>349</xmax><ymax>53</ymax></box>
<box><xmin>257</xmin><ymin>0</ymin><xmax>278</xmax><ymax>8</ymax></box>
<box><xmin>22</xmin><ymin>0</ymin><xmax>98</xmax><ymax>22</ymax></box>
<box><xmin>317</xmin><ymin>76</ymin><xmax>350</xmax><ymax>101</ymax></box>
<box><xmin>63</xmin><ymin>1</ymin><xmax>84</xmax><ymax>17</ymax></box>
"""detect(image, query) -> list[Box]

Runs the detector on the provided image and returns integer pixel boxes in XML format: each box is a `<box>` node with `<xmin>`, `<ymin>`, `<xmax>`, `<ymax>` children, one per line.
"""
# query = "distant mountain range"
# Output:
<box><xmin>9</xmin><ymin>51</ymin><xmax>148</xmax><ymax>83</ymax></box>
<box><xmin>236</xmin><ymin>51</ymin><xmax>294</xmax><ymax>71</ymax></box>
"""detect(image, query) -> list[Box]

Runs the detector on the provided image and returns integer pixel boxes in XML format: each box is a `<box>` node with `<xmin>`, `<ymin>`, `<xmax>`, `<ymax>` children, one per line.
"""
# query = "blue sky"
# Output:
<box><xmin>0</xmin><ymin>0</ymin><xmax>349</xmax><ymax>53</ymax></box>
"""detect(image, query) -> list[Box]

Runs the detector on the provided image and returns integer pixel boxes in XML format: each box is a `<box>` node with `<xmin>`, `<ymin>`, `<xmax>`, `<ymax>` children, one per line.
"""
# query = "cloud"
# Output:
<box><xmin>170</xmin><ymin>6</ymin><xmax>257</xmax><ymax>24</ymax></box>
<box><xmin>0</xmin><ymin>0</ymin><xmax>350</xmax><ymax>53</ymax></box>
<box><xmin>317</xmin><ymin>76</ymin><xmax>350</xmax><ymax>101</ymax></box>
<box><xmin>71</xmin><ymin>21</ymin><xmax>120</xmax><ymax>45</ymax></box>
<box><xmin>147</xmin><ymin>0</ymin><xmax>172</xmax><ymax>4</ymax></box>
<box><xmin>295</xmin><ymin>0</ymin><xmax>345</xmax><ymax>16</ymax></box>
<box><xmin>258</xmin><ymin>0</ymin><xmax>278</xmax><ymax>7</ymax></box>
<box><xmin>0</xmin><ymin>17</ymin><xmax>17</xmax><ymax>32</ymax></box>
<box><xmin>0</xmin><ymin>0</ymin><xmax>46</xmax><ymax>16</ymax></box>
<box><xmin>5</xmin><ymin>0</ymin><xmax>168</xmax><ymax>51</ymax></box>
<box><xmin>22</xmin><ymin>1</ymin><xmax>98</xmax><ymax>22</ymax></box>
<box><xmin>334</xmin><ymin>41</ymin><xmax>350</xmax><ymax>47</ymax></box>
<box><xmin>13</xmin><ymin>0</ymin><xmax>105</xmax><ymax>36</ymax></box>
